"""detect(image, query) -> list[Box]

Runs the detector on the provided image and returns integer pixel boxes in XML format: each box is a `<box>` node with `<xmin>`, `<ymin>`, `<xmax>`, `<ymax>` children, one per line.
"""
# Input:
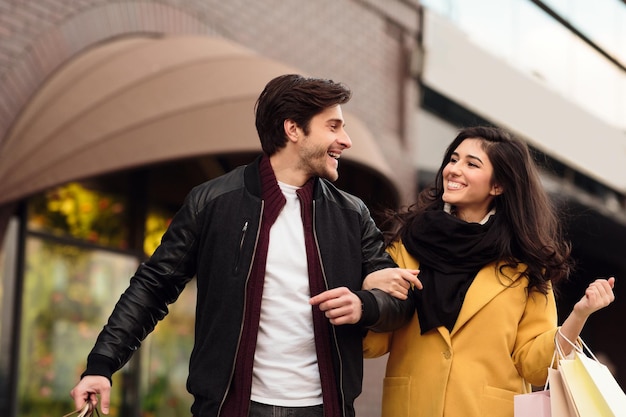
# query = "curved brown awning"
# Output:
<box><xmin>0</xmin><ymin>35</ymin><xmax>396</xmax><ymax>205</ymax></box>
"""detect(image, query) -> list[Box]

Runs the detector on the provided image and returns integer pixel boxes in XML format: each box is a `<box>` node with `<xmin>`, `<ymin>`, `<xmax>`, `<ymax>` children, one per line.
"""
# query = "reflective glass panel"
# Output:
<box><xmin>140</xmin><ymin>280</ymin><xmax>196</xmax><ymax>416</ymax></box>
<box><xmin>28</xmin><ymin>183</ymin><xmax>129</xmax><ymax>250</ymax></box>
<box><xmin>542</xmin><ymin>0</ymin><xmax>626</xmax><ymax>65</ymax></box>
<box><xmin>420</xmin><ymin>0</ymin><xmax>626</xmax><ymax>129</ymax></box>
<box><xmin>17</xmin><ymin>237</ymin><xmax>138</xmax><ymax>416</ymax></box>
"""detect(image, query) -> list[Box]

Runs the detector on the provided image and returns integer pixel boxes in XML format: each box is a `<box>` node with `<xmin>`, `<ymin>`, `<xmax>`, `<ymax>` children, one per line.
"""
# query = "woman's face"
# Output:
<box><xmin>442</xmin><ymin>138</ymin><xmax>502</xmax><ymax>223</ymax></box>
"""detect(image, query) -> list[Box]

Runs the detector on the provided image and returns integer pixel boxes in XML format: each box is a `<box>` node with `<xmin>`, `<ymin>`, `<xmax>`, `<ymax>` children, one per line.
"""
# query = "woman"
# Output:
<box><xmin>363</xmin><ymin>126</ymin><xmax>615</xmax><ymax>417</ymax></box>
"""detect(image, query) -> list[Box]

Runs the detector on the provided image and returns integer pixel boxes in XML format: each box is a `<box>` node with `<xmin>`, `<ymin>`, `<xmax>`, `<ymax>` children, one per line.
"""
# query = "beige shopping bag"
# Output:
<box><xmin>548</xmin><ymin>366</ymin><xmax>578</xmax><ymax>417</ymax></box>
<box><xmin>61</xmin><ymin>401</ymin><xmax>100</xmax><ymax>417</ymax></box>
<box><xmin>557</xmin><ymin>331</ymin><xmax>626</xmax><ymax>417</ymax></box>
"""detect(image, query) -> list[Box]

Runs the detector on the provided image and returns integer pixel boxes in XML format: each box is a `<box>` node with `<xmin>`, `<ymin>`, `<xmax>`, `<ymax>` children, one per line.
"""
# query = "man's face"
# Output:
<box><xmin>296</xmin><ymin>105</ymin><xmax>352</xmax><ymax>182</ymax></box>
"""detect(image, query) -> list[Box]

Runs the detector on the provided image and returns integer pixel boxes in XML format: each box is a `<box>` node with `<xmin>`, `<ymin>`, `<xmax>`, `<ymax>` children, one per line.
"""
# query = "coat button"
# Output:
<box><xmin>443</xmin><ymin>350</ymin><xmax>452</xmax><ymax>359</ymax></box>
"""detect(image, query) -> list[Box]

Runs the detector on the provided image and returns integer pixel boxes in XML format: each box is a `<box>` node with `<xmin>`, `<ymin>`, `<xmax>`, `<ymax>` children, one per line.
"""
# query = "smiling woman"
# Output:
<box><xmin>362</xmin><ymin>125</ymin><xmax>616</xmax><ymax>417</ymax></box>
<box><xmin>442</xmin><ymin>138</ymin><xmax>503</xmax><ymax>223</ymax></box>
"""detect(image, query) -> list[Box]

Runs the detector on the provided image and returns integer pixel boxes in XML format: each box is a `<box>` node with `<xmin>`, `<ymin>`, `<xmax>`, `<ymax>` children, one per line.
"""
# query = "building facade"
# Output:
<box><xmin>0</xmin><ymin>1</ymin><xmax>624</xmax><ymax>416</ymax></box>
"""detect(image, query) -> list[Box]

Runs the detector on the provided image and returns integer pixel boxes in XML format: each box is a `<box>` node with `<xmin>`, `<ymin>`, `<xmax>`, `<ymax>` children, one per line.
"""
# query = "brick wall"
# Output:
<box><xmin>0</xmin><ymin>0</ymin><xmax>421</xmax><ymax>185</ymax></box>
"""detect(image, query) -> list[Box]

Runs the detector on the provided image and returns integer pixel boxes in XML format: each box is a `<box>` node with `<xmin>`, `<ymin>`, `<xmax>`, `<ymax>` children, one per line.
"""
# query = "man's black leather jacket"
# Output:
<box><xmin>84</xmin><ymin>156</ymin><xmax>413</xmax><ymax>417</ymax></box>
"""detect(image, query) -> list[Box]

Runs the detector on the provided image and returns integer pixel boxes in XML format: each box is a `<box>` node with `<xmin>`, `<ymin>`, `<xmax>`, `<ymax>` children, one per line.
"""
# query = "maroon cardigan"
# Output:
<box><xmin>221</xmin><ymin>156</ymin><xmax>341</xmax><ymax>416</ymax></box>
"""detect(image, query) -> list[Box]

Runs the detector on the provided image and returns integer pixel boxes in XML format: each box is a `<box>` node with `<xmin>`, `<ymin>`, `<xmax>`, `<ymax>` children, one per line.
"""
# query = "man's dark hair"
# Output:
<box><xmin>254</xmin><ymin>74</ymin><xmax>352</xmax><ymax>155</ymax></box>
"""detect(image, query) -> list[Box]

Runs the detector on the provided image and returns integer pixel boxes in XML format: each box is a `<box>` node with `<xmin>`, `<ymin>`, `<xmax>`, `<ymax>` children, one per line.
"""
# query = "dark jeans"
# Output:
<box><xmin>248</xmin><ymin>401</ymin><xmax>324</xmax><ymax>417</ymax></box>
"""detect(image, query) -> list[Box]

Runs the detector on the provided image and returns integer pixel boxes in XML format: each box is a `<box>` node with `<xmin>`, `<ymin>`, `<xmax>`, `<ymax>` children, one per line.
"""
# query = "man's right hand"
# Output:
<box><xmin>70</xmin><ymin>375</ymin><xmax>111</xmax><ymax>415</ymax></box>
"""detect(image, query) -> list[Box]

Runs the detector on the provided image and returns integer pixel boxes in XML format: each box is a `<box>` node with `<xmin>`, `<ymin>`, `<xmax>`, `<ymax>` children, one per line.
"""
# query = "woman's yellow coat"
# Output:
<box><xmin>363</xmin><ymin>242</ymin><xmax>559</xmax><ymax>417</ymax></box>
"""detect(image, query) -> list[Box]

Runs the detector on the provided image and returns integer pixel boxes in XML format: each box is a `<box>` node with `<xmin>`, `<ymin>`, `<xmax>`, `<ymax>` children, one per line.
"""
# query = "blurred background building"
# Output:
<box><xmin>0</xmin><ymin>0</ymin><xmax>624</xmax><ymax>416</ymax></box>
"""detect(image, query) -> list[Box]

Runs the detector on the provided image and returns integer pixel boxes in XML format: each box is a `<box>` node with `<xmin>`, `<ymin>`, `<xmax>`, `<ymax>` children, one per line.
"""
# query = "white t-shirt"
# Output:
<box><xmin>250</xmin><ymin>181</ymin><xmax>323</xmax><ymax>406</ymax></box>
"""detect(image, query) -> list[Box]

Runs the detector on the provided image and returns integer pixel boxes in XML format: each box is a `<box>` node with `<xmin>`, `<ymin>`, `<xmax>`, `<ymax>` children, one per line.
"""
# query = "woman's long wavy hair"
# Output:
<box><xmin>385</xmin><ymin>126</ymin><xmax>572</xmax><ymax>294</ymax></box>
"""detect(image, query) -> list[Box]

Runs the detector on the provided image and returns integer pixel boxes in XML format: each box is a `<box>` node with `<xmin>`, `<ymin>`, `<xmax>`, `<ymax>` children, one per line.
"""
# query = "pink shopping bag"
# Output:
<box><xmin>514</xmin><ymin>390</ymin><xmax>551</xmax><ymax>417</ymax></box>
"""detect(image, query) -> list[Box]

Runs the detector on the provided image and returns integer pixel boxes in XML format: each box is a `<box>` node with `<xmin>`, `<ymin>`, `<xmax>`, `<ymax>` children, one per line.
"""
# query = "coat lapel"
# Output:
<box><xmin>391</xmin><ymin>243</ymin><xmax>526</xmax><ymax>344</ymax></box>
<box><xmin>451</xmin><ymin>262</ymin><xmax>525</xmax><ymax>336</ymax></box>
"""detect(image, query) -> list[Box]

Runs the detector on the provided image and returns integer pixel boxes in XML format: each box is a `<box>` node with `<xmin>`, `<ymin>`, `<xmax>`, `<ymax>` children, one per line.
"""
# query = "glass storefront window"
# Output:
<box><xmin>0</xmin><ymin>218</ymin><xmax>14</xmax><ymax>341</ymax></box>
<box><xmin>0</xmin><ymin>217</ymin><xmax>19</xmax><ymax>414</ymax></box>
<box><xmin>16</xmin><ymin>181</ymin><xmax>197</xmax><ymax>416</ymax></box>
<box><xmin>28</xmin><ymin>183</ymin><xmax>129</xmax><ymax>250</ymax></box>
<box><xmin>144</xmin><ymin>207</ymin><xmax>173</xmax><ymax>257</ymax></box>
<box><xmin>140</xmin><ymin>280</ymin><xmax>196</xmax><ymax>416</ymax></box>
<box><xmin>18</xmin><ymin>237</ymin><xmax>138</xmax><ymax>416</ymax></box>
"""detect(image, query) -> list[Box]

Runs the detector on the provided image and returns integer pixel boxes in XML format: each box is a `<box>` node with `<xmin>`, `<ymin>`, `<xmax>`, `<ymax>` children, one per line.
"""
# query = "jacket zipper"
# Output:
<box><xmin>312</xmin><ymin>201</ymin><xmax>347</xmax><ymax>417</ymax></box>
<box><xmin>217</xmin><ymin>203</ymin><xmax>264</xmax><ymax>416</ymax></box>
<box><xmin>233</xmin><ymin>220</ymin><xmax>249</xmax><ymax>274</ymax></box>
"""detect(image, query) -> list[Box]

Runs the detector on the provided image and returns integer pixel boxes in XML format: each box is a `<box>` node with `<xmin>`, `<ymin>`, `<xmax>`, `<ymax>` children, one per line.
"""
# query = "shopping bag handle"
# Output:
<box><xmin>556</xmin><ymin>327</ymin><xmax>599</xmax><ymax>362</ymax></box>
<box><xmin>61</xmin><ymin>401</ymin><xmax>100</xmax><ymax>417</ymax></box>
<box><xmin>540</xmin><ymin>329</ymin><xmax>577</xmax><ymax>392</ymax></box>
<box><xmin>543</xmin><ymin>350</ymin><xmax>558</xmax><ymax>390</ymax></box>
<box><xmin>556</xmin><ymin>328</ymin><xmax>583</xmax><ymax>357</ymax></box>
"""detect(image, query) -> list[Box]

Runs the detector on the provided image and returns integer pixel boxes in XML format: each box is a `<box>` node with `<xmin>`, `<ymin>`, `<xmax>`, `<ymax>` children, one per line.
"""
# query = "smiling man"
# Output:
<box><xmin>69</xmin><ymin>74</ymin><xmax>420</xmax><ymax>417</ymax></box>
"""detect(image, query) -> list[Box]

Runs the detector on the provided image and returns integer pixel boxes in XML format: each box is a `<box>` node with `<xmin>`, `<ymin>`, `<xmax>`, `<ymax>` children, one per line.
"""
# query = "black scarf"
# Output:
<box><xmin>402</xmin><ymin>209</ymin><xmax>501</xmax><ymax>334</ymax></box>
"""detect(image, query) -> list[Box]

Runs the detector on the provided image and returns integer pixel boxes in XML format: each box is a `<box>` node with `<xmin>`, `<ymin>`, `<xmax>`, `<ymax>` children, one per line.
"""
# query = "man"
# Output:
<box><xmin>70</xmin><ymin>74</ymin><xmax>421</xmax><ymax>417</ymax></box>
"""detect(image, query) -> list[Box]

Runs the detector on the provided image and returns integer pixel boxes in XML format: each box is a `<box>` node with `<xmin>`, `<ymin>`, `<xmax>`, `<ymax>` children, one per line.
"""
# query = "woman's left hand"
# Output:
<box><xmin>573</xmin><ymin>277</ymin><xmax>615</xmax><ymax>317</ymax></box>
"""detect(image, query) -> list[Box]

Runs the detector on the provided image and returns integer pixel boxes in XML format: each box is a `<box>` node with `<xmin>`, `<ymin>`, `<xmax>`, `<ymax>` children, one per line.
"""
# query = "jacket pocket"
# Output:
<box><xmin>381</xmin><ymin>376</ymin><xmax>410</xmax><ymax>417</ymax></box>
<box><xmin>233</xmin><ymin>220</ymin><xmax>249</xmax><ymax>274</ymax></box>
<box><xmin>480</xmin><ymin>385</ymin><xmax>515</xmax><ymax>417</ymax></box>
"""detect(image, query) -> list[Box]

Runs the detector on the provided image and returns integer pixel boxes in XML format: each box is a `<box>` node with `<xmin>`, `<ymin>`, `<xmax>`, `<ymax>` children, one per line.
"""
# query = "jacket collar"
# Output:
<box><xmin>244</xmin><ymin>154</ymin><xmax>323</xmax><ymax>199</ymax></box>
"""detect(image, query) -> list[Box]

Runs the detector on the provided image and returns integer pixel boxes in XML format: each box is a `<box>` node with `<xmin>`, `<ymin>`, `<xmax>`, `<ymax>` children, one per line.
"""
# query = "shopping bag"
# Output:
<box><xmin>537</xmin><ymin>343</ymin><xmax>579</xmax><ymax>417</ymax></box>
<box><xmin>514</xmin><ymin>389</ymin><xmax>551</xmax><ymax>417</ymax></box>
<box><xmin>61</xmin><ymin>401</ymin><xmax>100</xmax><ymax>417</ymax></box>
<box><xmin>515</xmin><ymin>348</ymin><xmax>557</xmax><ymax>417</ymax></box>
<box><xmin>548</xmin><ymin>367</ymin><xmax>578</xmax><ymax>417</ymax></box>
<box><xmin>557</xmin><ymin>332</ymin><xmax>626</xmax><ymax>417</ymax></box>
